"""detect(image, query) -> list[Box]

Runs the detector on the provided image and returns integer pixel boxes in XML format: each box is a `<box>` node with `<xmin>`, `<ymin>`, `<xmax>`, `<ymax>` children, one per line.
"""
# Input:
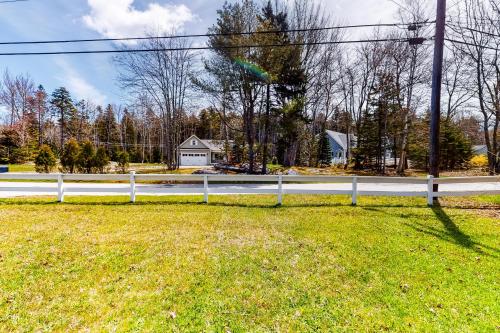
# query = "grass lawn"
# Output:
<box><xmin>7</xmin><ymin>164</ymin><xmax>35</xmax><ymax>173</ymax></box>
<box><xmin>0</xmin><ymin>195</ymin><xmax>498</xmax><ymax>332</ymax></box>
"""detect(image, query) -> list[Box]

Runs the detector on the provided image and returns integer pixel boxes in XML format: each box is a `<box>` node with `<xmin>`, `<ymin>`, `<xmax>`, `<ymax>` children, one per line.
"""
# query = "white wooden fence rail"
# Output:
<box><xmin>0</xmin><ymin>173</ymin><xmax>499</xmax><ymax>206</ymax></box>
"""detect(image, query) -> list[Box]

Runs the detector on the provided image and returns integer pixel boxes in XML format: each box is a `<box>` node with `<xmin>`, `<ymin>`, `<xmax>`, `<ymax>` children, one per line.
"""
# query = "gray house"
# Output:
<box><xmin>178</xmin><ymin>135</ymin><xmax>230</xmax><ymax>166</ymax></box>
<box><xmin>326</xmin><ymin>130</ymin><xmax>357</xmax><ymax>165</ymax></box>
<box><xmin>472</xmin><ymin>145</ymin><xmax>487</xmax><ymax>156</ymax></box>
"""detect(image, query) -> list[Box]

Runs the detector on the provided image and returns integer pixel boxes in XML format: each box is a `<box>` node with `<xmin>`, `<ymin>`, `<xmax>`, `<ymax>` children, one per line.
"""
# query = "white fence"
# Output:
<box><xmin>0</xmin><ymin>173</ymin><xmax>499</xmax><ymax>206</ymax></box>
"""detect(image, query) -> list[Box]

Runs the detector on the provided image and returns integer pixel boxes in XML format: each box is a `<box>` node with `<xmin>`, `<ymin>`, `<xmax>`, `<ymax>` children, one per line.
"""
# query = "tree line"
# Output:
<box><xmin>0</xmin><ymin>0</ymin><xmax>498</xmax><ymax>174</ymax></box>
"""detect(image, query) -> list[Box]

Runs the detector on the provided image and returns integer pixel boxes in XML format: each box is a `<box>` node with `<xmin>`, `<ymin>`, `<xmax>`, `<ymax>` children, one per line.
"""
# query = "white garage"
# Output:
<box><xmin>180</xmin><ymin>152</ymin><xmax>208</xmax><ymax>166</ymax></box>
<box><xmin>178</xmin><ymin>135</ymin><xmax>231</xmax><ymax>167</ymax></box>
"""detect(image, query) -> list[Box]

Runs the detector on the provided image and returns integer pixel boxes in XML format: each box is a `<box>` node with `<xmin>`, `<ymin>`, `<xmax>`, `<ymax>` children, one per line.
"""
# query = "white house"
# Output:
<box><xmin>178</xmin><ymin>135</ymin><xmax>230</xmax><ymax>167</ymax></box>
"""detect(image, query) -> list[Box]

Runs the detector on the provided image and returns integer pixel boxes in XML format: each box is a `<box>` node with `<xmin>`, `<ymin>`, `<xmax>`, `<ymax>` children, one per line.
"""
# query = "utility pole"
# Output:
<box><xmin>429</xmin><ymin>0</ymin><xmax>447</xmax><ymax>195</ymax></box>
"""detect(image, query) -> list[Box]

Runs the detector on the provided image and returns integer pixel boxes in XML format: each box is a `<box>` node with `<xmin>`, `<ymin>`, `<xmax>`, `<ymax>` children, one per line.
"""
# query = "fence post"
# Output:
<box><xmin>352</xmin><ymin>176</ymin><xmax>358</xmax><ymax>206</ymax></box>
<box><xmin>203</xmin><ymin>175</ymin><xmax>209</xmax><ymax>203</ymax></box>
<box><xmin>57</xmin><ymin>174</ymin><xmax>64</xmax><ymax>203</ymax></box>
<box><xmin>130</xmin><ymin>171</ymin><xmax>136</xmax><ymax>203</ymax></box>
<box><xmin>427</xmin><ymin>175</ymin><xmax>434</xmax><ymax>206</ymax></box>
<box><xmin>277</xmin><ymin>175</ymin><xmax>283</xmax><ymax>205</ymax></box>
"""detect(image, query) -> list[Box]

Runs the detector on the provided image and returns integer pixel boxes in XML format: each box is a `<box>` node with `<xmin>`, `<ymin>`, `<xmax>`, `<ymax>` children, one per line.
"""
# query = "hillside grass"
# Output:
<box><xmin>0</xmin><ymin>195</ymin><xmax>498</xmax><ymax>332</ymax></box>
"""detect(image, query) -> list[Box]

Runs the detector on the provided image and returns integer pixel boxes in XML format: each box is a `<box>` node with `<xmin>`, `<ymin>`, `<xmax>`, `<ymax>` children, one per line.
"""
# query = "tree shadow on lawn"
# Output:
<box><xmin>0</xmin><ymin>196</ymin><xmax>432</xmax><ymax>209</ymax></box>
<box><xmin>360</xmin><ymin>204</ymin><xmax>499</xmax><ymax>258</ymax></box>
<box><xmin>405</xmin><ymin>203</ymin><xmax>499</xmax><ymax>258</ymax></box>
<box><xmin>0</xmin><ymin>199</ymin><xmax>348</xmax><ymax>209</ymax></box>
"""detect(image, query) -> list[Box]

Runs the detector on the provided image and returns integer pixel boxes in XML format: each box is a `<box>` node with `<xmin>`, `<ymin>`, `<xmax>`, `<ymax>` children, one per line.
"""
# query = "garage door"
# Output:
<box><xmin>181</xmin><ymin>153</ymin><xmax>207</xmax><ymax>166</ymax></box>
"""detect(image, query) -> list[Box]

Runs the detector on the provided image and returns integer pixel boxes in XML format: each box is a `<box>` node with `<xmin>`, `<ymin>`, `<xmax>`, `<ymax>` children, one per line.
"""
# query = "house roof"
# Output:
<box><xmin>200</xmin><ymin>140</ymin><xmax>232</xmax><ymax>152</ymax></box>
<box><xmin>472</xmin><ymin>145</ymin><xmax>487</xmax><ymax>155</ymax></box>
<box><xmin>326</xmin><ymin>130</ymin><xmax>357</xmax><ymax>150</ymax></box>
<box><xmin>179</xmin><ymin>135</ymin><xmax>233</xmax><ymax>152</ymax></box>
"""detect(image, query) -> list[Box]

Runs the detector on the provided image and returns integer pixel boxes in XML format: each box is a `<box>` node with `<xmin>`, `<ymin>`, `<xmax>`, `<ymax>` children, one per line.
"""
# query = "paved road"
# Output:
<box><xmin>0</xmin><ymin>181</ymin><xmax>498</xmax><ymax>198</ymax></box>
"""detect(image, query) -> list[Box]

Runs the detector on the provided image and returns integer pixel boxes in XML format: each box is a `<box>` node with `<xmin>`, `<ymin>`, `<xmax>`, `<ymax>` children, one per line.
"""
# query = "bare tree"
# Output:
<box><xmin>448</xmin><ymin>0</ymin><xmax>500</xmax><ymax>174</ymax></box>
<box><xmin>443</xmin><ymin>47</ymin><xmax>474</xmax><ymax>121</ymax></box>
<box><xmin>116</xmin><ymin>35</ymin><xmax>195</xmax><ymax>169</ymax></box>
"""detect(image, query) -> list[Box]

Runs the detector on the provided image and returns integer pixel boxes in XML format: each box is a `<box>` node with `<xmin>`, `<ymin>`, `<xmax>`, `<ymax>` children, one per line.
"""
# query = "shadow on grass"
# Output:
<box><xmin>0</xmin><ymin>198</ymin><xmax>351</xmax><ymax>209</ymax></box>
<box><xmin>0</xmin><ymin>195</ymin><xmax>430</xmax><ymax>209</ymax></box>
<box><xmin>404</xmin><ymin>203</ymin><xmax>499</xmax><ymax>258</ymax></box>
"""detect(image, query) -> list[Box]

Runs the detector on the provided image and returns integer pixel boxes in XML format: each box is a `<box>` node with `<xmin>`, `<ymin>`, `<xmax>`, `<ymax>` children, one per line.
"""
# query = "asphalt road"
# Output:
<box><xmin>0</xmin><ymin>181</ymin><xmax>498</xmax><ymax>198</ymax></box>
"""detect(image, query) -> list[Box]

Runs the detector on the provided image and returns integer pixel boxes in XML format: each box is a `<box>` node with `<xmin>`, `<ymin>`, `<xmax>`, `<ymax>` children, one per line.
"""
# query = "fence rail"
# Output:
<box><xmin>0</xmin><ymin>173</ymin><xmax>499</xmax><ymax>206</ymax></box>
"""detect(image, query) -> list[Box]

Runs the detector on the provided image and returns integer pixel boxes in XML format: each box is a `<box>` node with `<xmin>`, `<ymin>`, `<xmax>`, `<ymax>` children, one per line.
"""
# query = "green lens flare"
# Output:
<box><xmin>234</xmin><ymin>57</ymin><xmax>270</xmax><ymax>82</ymax></box>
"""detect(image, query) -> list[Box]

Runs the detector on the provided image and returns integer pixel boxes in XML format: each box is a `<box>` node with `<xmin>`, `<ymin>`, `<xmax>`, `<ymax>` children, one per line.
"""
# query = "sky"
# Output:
<box><xmin>0</xmin><ymin>0</ymin><xmax>404</xmax><ymax>108</ymax></box>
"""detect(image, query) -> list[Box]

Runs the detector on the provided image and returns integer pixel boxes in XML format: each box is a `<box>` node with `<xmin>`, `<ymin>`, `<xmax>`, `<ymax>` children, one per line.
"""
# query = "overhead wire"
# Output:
<box><xmin>0</xmin><ymin>21</ymin><xmax>435</xmax><ymax>46</ymax></box>
<box><xmin>444</xmin><ymin>38</ymin><xmax>499</xmax><ymax>51</ymax></box>
<box><xmin>0</xmin><ymin>37</ymin><xmax>435</xmax><ymax>56</ymax></box>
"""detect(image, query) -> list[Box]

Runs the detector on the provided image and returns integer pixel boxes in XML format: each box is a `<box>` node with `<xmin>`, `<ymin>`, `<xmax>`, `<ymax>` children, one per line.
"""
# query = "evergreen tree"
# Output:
<box><xmin>116</xmin><ymin>151</ymin><xmax>130</xmax><ymax>174</ymax></box>
<box><xmin>32</xmin><ymin>85</ymin><xmax>48</xmax><ymax>147</ymax></box>
<box><xmin>408</xmin><ymin>117</ymin><xmax>473</xmax><ymax>170</ymax></box>
<box><xmin>317</xmin><ymin>131</ymin><xmax>332</xmax><ymax>166</ymax></box>
<box><xmin>35</xmin><ymin>145</ymin><xmax>57</xmax><ymax>173</ymax></box>
<box><xmin>60</xmin><ymin>138</ymin><xmax>80</xmax><ymax>173</ymax></box>
<box><xmin>93</xmin><ymin>147</ymin><xmax>110</xmax><ymax>174</ymax></box>
<box><xmin>96</xmin><ymin>104</ymin><xmax>119</xmax><ymax>156</ymax></box>
<box><xmin>354</xmin><ymin>73</ymin><xmax>399</xmax><ymax>172</ymax></box>
<box><xmin>50</xmin><ymin>87</ymin><xmax>74</xmax><ymax>150</ymax></box>
<box><xmin>77</xmin><ymin>141</ymin><xmax>95</xmax><ymax>174</ymax></box>
<box><xmin>255</xmin><ymin>2</ymin><xmax>307</xmax><ymax>167</ymax></box>
<box><xmin>121</xmin><ymin>108</ymin><xmax>136</xmax><ymax>151</ymax></box>
<box><xmin>441</xmin><ymin>122</ymin><xmax>473</xmax><ymax>170</ymax></box>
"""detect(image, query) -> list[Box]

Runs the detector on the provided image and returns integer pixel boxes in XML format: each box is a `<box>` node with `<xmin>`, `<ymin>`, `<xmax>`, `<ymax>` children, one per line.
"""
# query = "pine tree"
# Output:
<box><xmin>317</xmin><ymin>131</ymin><xmax>332</xmax><ymax>166</ymax></box>
<box><xmin>32</xmin><ymin>85</ymin><xmax>48</xmax><ymax>147</ymax></box>
<box><xmin>50</xmin><ymin>87</ymin><xmax>74</xmax><ymax>150</ymax></box>
<box><xmin>60</xmin><ymin>138</ymin><xmax>80</xmax><ymax>173</ymax></box>
<box><xmin>93</xmin><ymin>147</ymin><xmax>110</xmax><ymax>174</ymax></box>
<box><xmin>35</xmin><ymin>145</ymin><xmax>57</xmax><ymax>173</ymax></box>
<box><xmin>96</xmin><ymin>104</ymin><xmax>119</xmax><ymax>156</ymax></box>
<box><xmin>116</xmin><ymin>151</ymin><xmax>130</xmax><ymax>174</ymax></box>
<box><xmin>77</xmin><ymin>141</ymin><xmax>95</xmax><ymax>174</ymax></box>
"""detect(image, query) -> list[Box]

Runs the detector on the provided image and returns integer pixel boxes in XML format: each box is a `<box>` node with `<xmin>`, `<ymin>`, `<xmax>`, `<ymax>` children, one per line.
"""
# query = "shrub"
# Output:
<box><xmin>94</xmin><ymin>147</ymin><xmax>110</xmax><ymax>174</ymax></box>
<box><xmin>60</xmin><ymin>139</ymin><xmax>80</xmax><ymax>173</ymax></box>
<box><xmin>116</xmin><ymin>151</ymin><xmax>130</xmax><ymax>173</ymax></box>
<box><xmin>77</xmin><ymin>141</ymin><xmax>95</xmax><ymax>174</ymax></box>
<box><xmin>35</xmin><ymin>145</ymin><xmax>57</xmax><ymax>173</ymax></box>
<box><xmin>470</xmin><ymin>155</ymin><xmax>488</xmax><ymax>168</ymax></box>
<box><xmin>10</xmin><ymin>147</ymin><xmax>32</xmax><ymax>164</ymax></box>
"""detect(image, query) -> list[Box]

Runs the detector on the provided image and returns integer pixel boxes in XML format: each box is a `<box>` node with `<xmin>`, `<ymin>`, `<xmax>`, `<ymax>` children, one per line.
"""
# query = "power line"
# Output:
<box><xmin>0</xmin><ymin>0</ymin><xmax>28</xmax><ymax>3</ymax></box>
<box><xmin>0</xmin><ymin>37</ymin><xmax>433</xmax><ymax>56</ymax></box>
<box><xmin>446</xmin><ymin>22</ymin><xmax>500</xmax><ymax>39</ymax></box>
<box><xmin>0</xmin><ymin>21</ymin><xmax>435</xmax><ymax>46</ymax></box>
<box><xmin>445</xmin><ymin>38</ymin><xmax>499</xmax><ymax>51</ymax></box>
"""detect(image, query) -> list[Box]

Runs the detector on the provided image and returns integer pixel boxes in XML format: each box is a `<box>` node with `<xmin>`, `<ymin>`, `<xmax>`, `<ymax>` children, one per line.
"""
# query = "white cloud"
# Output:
<box><xmin>83</xmin><ymin>0</ymin><xmax>194</xmax><ymax>41</ymax></box>
<box><xmin>55</xmin><ymin>59</ymin><xmax>107</xmax><ymax>105</ymax></box>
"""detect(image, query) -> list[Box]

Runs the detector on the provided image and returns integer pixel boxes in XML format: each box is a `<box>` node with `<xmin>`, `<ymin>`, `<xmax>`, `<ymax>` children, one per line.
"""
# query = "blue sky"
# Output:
<box><xmin>0</xmin><ymin>0</ymin><xmax>400</xmax><ymax>107</ymax></box>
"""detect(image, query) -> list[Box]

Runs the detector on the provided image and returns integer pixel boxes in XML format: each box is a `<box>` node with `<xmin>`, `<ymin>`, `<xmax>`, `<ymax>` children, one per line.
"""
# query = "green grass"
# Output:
<box><xmin>0</xmin><ymin>195</ymin><xmax>498</xmax><ymax>332</ymax></box>
<box><xmin>7</xmin><ymin>164</ymin><xmax>35</xmax><ymax>172</ymax></box>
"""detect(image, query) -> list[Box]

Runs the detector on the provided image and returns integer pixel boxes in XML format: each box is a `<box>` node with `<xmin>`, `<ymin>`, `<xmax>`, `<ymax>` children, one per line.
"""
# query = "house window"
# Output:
<box><xmin>191</xmin><ymin>140</ymin><xmax>197</xmax><ymax>146</ymax></box>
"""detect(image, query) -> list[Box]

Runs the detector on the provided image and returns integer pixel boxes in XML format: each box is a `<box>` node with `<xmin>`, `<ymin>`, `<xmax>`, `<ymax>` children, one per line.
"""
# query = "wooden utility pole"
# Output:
<box><xmin>429</xmin><ymin>0</ymin><xmax>447</xmax><ymax>194</ymax></box>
